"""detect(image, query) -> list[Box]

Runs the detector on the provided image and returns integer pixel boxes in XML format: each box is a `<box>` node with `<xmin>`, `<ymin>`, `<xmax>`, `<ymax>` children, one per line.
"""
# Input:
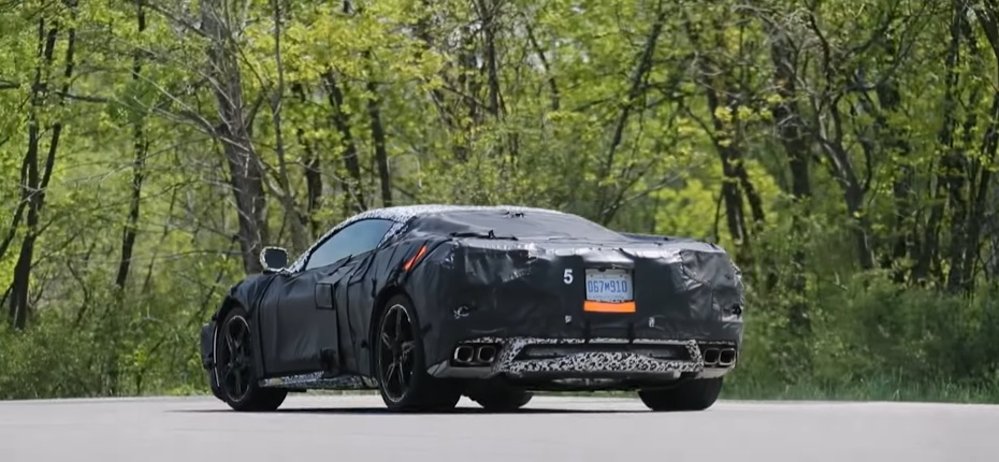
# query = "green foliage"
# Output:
<box><xmin>727</xmin><ymin>273</ymin><xmax>999</xmax><ymax>402</ymax></box>
<box><xmin>1</xmin><ymin>0</ymin><xmax>998</xmax><ymax>401</ymax></box>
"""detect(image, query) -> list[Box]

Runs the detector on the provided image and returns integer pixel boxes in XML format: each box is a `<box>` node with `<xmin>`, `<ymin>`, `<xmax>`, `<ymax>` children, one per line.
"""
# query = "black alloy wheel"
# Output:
<box><xmin>218</xmin><ymin>314</ymin><xmax>253</xmax><ymax>402</ymax></box>
<box><xmin>213</xmin><ymin>306</ymin><xmax>287</xmax><ymax>412</ymax></box>
<box><xmin>378</xmin><ymin>303</ymin><xmax>417</xmax><ymax>402</ymax></box>
<box><xmin>375</xmin><ymin>295</ymin><xmax>461</xmax><ymax>411</ymax></box>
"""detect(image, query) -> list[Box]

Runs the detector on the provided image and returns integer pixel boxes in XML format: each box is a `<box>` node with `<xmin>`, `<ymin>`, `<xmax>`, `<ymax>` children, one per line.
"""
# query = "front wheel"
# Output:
<box><xmin>639</xmin><ymin>378</ymin><xmax>723</xmax><ymax>412</ymax></box>
<box><xmin>375</xmin><ymin>295</ymin><xmax>461</xmax><ymax>412</ymax></box>
<box><xmin>213</xmin><ymin>306</ymin><xmax>287</xmax><ymax>412</ymax></box>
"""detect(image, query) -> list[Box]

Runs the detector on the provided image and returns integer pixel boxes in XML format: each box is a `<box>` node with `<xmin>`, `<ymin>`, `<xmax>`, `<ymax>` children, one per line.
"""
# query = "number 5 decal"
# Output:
<box><xmin>563</xmin><ymin>269</ymin><xmax>574</xmax><ymax>284</ymax></box>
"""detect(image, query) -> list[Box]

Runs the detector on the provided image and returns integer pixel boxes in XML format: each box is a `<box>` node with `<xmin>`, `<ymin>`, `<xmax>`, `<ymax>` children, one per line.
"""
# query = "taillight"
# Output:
<box><xmin>402</xmin><ymin>244</ymin><xmax>428</xmax><ymax>272</ymax></box>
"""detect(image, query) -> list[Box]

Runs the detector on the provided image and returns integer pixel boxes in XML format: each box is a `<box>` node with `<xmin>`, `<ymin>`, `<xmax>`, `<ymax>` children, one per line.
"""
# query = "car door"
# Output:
<box><xmin>260</xmin><ymin>219</ymin><xmax>395</xmax><ymax>377</ymax></box>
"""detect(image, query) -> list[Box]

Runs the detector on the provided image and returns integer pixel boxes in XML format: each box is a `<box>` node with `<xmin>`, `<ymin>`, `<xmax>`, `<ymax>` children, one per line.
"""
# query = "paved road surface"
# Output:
<box><xmin>1</xmin><ymin>394</ymin><xmax>996</xmax><ymax>461</ymax></box>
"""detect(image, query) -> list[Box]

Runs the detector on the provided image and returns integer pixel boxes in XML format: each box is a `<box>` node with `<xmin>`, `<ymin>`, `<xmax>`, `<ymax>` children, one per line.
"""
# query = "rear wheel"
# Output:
<box><xmin>213</xmin><ymin>307</ymin><xmax>287</xmax><ymax>412</ymax></box>
<box><xmin>375</xmin><ymin>295</ymin><xmax>461</xmax><ymax>412</ymax></box>
<box><xmin>467</xmin><ymin>382</ymin><xmax>533</xmax><ymax>412</ymax></box>
<box><xmin>639</xmin><ymin>378</ymin><xmax>723</xmax><ymax>412</ymax></box>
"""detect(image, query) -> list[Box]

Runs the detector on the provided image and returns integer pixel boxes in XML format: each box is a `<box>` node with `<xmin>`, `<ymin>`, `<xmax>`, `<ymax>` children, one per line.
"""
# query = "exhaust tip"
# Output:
<box><xmin>476</xmin><ymin>345</ymin><xmax>497</xmax><ymax>364</ymax></box>
<box><xmin>453</xmin><ymin>345</ymin><xmax>475</xmax><ymax>363</ymax></box>
<box><xmin>719</xmin><ymin>348</ymin><xmax>737</xmax><ymax>366</ymax></box>
<box><xmin>703</xmin><ymin>348</ymin><xmax>720</xmax><ymax>365</ymax></box>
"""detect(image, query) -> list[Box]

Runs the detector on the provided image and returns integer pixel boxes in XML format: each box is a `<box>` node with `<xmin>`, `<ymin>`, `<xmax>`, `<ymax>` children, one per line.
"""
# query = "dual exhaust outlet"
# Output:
<box><xmin>453</xmin><ymin>344</ymin><xmax>498</xmax><ymax>366</ymax></box>
<box><xmin>702</xmin><ymin>347</ymin><xmax>737</xmax><ymax>367</ymax></box>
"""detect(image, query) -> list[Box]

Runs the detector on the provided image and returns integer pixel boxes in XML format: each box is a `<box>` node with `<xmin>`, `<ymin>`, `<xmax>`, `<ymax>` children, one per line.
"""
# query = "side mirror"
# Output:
<box><xmin>260</xmin><ymin>246</ymin><xmax>289</xmax><ymax>272</ymax></box>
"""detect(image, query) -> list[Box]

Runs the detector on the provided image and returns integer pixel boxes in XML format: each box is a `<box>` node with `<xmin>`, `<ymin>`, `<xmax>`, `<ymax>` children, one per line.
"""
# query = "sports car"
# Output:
<box><xmin>199</xmin><ymin>205</ymin><xmax>744</xmax><ymax>412</ymax></box>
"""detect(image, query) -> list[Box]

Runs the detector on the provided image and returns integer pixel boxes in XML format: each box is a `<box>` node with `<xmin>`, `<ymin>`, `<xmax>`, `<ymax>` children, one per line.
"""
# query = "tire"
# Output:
<box><xmin>467</xmin><ymin>383</ymin><xmax>533</xmax><ymax>412</ymax></box>
<box><xmin>375</xmin><ymin>294</ymin><xmax>461</xmax><ymax>412</ymax></box>
<box><xmin>207</xmin><ymin>370</ymin><xmax>225</xmax><ymax>401</ymax></box>
<box><xmin>213</xmin><ymin>306</ymin><xmax>287</xmax><ymax>412</ymax></box>
<box><xmin>639</xmin><ymin>378</ymin><xmax>723</xmax><ymax>412</ymax></box>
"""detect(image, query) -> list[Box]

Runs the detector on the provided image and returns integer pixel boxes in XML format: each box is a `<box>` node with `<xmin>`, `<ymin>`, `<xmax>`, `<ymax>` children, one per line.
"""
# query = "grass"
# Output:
<box><xmin>722</xmin><ymin>374</ymin><xmax>999</xmax><ymax>404</ymax></box>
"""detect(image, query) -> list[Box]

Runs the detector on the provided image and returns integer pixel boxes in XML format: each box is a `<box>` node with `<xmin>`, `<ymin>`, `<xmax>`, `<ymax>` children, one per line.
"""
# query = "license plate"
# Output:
<box><xmin>585</xmin><ymin>268</ymin><xmax>634</xmax><ymax>304</ymax></box>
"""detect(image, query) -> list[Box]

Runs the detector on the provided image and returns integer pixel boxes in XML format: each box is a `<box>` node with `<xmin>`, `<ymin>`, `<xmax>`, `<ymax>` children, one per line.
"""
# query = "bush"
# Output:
<box><xmin>725</xmin><ymin>271</ymin><xmax>999</xmax><ymax>402</ymax></box>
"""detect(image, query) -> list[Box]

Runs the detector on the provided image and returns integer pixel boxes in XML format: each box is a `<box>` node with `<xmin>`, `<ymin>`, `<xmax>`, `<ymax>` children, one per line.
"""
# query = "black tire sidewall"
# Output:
<box><xmin>213</xmin><ymin>306</ymin><xmax>287</xmax><ymax>411</ymax></box>
<box><xmin>375</xmin><ymin>295</ymin><xmax>422</xmax><ymax>407</ymax></box>
<box><xmin>471</xmin><ymin>388</ymin><xmax>533</xmax><ymax>412</ymax></box>
<box><xmin>214</xmin><ymin>307</ymin><xmax>253</xmax><ymax>405</ymax></box>
<box><xmin>639</xmin><ymin>378</ymin><xmax>723</xmax><ymax>412</ymax></box>
<box><xmin>375</xmin><ymin>294</ymin><xmax>458</xmax><ymax>411</ymax></box>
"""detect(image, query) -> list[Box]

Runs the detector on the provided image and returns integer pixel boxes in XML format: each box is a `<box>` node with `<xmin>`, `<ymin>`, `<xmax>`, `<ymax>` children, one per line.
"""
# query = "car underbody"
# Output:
<box><xmin>253</xmin><ymin>336</ymin><xmax>737</xmax><ymax>393</ymax></box>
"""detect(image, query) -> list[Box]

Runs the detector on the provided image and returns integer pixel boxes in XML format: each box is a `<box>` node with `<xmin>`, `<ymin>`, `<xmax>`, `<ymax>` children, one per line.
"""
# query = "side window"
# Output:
<box><xmin>305</xmin><ymin>219</ymin><xmax>394</xmax><ymax>270</ymax></box>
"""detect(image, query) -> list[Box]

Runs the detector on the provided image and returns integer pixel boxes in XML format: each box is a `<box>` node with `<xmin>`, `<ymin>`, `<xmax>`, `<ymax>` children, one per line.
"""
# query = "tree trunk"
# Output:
<box><xmin>366</xmin><ymin>79</ymin><xmax>393</xmax><ymax>207</ymax></box>
<box><xmin>323</xmin><ymin>70</ymin><xmax>366</xmax><ymax>213</ymax></box>
<box><xmin>115</xmin><ymin>2</ymin><xmax>147</xmax><ymax>291</ymax></box>
<box><xmin>915</xmin><ymin>0</ymin><xmax>965</xmax><ymax>283</ymax></box>
<box><xmin>525</xmin><ymin>22</ymin><xmax>560</xmax><ymax>111</ymax></box>
<box><xmin>598</xmin><ymin>3</ymin><xmax>667</xmax><ymax>223</ymax></box>
<box><xmin>303</xmin><ymin>141</ymin><xmax>323</xmax><ymax>236</ymax></box>
<box><xmin>810</xmin><ymin>128</ymin><xmax>874</xmax><ymax>271</ymax></box>
<box><xmin>10</xmin><ymin>12</ymin><xmax>74</xmax><ymax>329</ymax></box>
<box><xmin>961</xmin><ymin>3</ymin><xmax>999</xmax><ymax>290</ymax></box>
<box><xmin>944</xmin><ymin>21</ymin><xmax>978</xmax><ymax>292</ymax></box>
<box><xmin>845</xmin><ymin>177</ymin><xmax>875</xmax><ymax>270</ymax></box>
<box><xmin>201</xmin><ymin>0</ymin><xmax>269</xmax><ymax>274</ymax></box>
<box><xmin>477</xmin><ymin>0</ymin><xmax>503</xmax><ymax>118</ymax></box>
<box><xmin>269</xmin><ymin>0</ymin><xmax>309</xmax><ymax>253</ymax></box>
<box><xmin>687</xmin><ymin>9</ymin><xmax>764</xmax><ymax>266</ymax></box>
<box><xmin>0</xmin><ymin>155</ymin><xmax>30</xmax><ymax>261</ymax></box>
<box><xmin>767</xmin><ymin>23</ymin><xmax>812</xmax><ymax>334</ymax></box>
<box><xmin>703</xmin><ymin>83</ymin><xmax>759</xmax><ymax>258</ymax></box>
<box><xmin>820</xmin><ymin>138</ymin><xmax>875</xmax><ymax>270</ymax></box>
<box><xmin>878</xmin><ymin>79</ymin><xmax>916</xmax><ymax>280</ymax></box>
<box><xmin>292</xmin><ymin>83</ymin><xmax>323</xmax><ymax>238</ymax></box>
<box><xmin>0</xmin><ymin>143</ymin><xmax>31</xmax><ymax>264</ymax></box>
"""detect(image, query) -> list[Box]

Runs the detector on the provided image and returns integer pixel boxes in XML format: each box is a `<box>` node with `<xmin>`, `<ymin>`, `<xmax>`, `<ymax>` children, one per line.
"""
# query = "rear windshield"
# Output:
<box><xmin>414</xmin><ymin>209</ymin><xmax>624</xmax><ymax>241</ymax></box>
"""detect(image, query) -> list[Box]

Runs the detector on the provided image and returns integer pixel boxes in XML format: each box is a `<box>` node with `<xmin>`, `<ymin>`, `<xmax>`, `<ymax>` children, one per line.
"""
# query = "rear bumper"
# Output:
<box><xmin>427</xmin><ymin>336</ymin><xmax>737</xmax><ymax>386</ymax></box>
<box><xmin>408</xmin><ymin>239</ymin><xmax>746</xmax><ymax>368</ymax></box>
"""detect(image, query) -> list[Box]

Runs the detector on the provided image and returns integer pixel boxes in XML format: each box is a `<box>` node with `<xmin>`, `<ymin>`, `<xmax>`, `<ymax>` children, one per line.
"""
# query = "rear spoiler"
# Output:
<box><xmin>620</xmin><ymin>232</ymin><xmax>699</xmax><ymax>244</ymax></box>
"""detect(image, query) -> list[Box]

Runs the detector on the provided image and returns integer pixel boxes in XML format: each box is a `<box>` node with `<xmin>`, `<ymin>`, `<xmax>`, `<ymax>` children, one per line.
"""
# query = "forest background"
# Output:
<box><xmin>3</xmin><ymin>0</ymin><xmax>999</xmax><ymax>401</ymax></box>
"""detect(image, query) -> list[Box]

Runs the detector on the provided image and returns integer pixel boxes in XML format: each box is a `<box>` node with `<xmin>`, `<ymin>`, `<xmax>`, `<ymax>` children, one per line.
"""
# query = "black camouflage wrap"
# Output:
<box><xmin>199</xmin><ymin>205</ymin><xmax>745</xmax><ymax>392</ymax></box>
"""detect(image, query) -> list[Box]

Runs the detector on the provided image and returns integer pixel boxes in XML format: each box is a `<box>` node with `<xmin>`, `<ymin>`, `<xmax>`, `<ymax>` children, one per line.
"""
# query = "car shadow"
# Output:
<box><xmin>175</xmin><ymin>407</ymin><xmax>643</xmax><ymax>415</ymax></box>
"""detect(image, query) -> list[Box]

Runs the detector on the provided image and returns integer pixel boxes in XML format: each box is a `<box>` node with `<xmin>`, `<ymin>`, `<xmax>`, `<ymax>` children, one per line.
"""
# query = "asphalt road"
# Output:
<box><xmin>1</xmin><ymin>394</ymin><xmax>996</xmax><ymax>462</ymax></box>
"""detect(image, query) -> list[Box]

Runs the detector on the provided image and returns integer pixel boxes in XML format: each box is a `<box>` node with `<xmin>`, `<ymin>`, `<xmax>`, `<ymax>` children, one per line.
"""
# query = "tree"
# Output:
<box><xmin>6</xmin><ymin>1</ymin><xmax>78</xmax><ymax>329</ymax></box>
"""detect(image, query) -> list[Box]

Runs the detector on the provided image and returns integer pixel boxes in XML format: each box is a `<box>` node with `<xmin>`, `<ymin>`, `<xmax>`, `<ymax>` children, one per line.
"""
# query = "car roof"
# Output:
<box><xmin>286</xmin><ymin>205</ymin><xmax>564</xmax><ymax>272</ymax></box>
<box><xmin>344</xmin><ymin>204</ymin><xmax>565</xmax><ymax>224</ymax></box>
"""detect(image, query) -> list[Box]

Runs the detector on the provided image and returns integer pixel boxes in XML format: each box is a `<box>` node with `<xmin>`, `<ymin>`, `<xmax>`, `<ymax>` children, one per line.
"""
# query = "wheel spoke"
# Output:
<box><xmin>396</xmin><ymin>360</ymin><xmax>407</xmax><ymax>389</ymax></box>
<box><xmin>385</xmin><ymin>361</ymin><xmax>398</xmax><ymax>385</ymax></box>
<box><xmin>381</xmin><ymin>332</ymin><xmax>393</xmax><ymax>349</ymax></box>
<box><xmin>394</xmin><ymin>308</ymin><xmax>403</xmax><ymax>340</ymax></box>
<box><xmin>225</xmin><ymin>330</ymin><xmax>238</xmax><ymax>353</ymax></box>
<box><xmin>233</xmin><ymin>368</ymin><xmax>244</xmax><ymax>395</ymax></box>
<box><xmin>226</xmin><ymin>318</ymin><xmax>248</xmax><ymax>351</ymax></box>
<box><xmin>233</xmin><ymin>322</ymin><xmax>247</xmax><ymax>348</ymax></box>
<box><xmin>400</xmin><ymin>340</ymin><xmax>415</xmax><ymax>360</ymax></box>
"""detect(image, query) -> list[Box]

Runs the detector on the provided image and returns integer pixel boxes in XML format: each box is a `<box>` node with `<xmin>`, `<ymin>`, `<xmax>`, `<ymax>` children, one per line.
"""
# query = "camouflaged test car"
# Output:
<box><xmin>200</xmin><ymin>205</ymin><xmax>744</xmax><ymax>412</ymax></box>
